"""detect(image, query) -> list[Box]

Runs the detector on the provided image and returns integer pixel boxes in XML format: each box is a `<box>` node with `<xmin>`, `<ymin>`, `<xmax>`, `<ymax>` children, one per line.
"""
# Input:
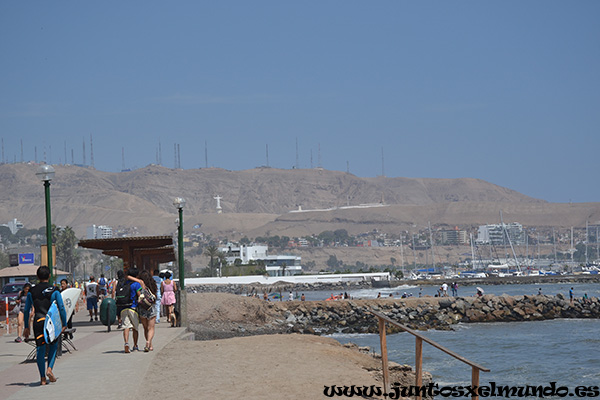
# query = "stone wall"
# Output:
<box><xmin>267</xmin><ymin>294</ymin><xmax>600</xmax><ymax>335</ymax></box>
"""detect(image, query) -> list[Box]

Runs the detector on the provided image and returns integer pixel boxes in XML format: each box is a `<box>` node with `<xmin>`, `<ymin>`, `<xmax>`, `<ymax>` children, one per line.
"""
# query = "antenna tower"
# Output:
<box><xmin>266</xmin><ymin>144</ymin><xmax>269</xmax><ymax>167</ymax></box>
<box><xmin>158</xmin><ymin>139</ymin><xmax>162</xmax><ymax>165</ymax></box>
<box><xmin>177</xmin><ymin>143</ymin><xmax>181</xmax><ymax>168</ymax></box>
<box><xmin>295</xmin><ymin>138</ymin><xmax>299</xmax><ymax>169</ymax></box>
<box><xmin>82</xmin><ymin>139</ymin><xmax>86</xmax><ymax>166</ymax></box>
<box><xmin>90</xmin><ymin>134</ymin><xmax>94</xmax><ymax>168</ymax></box>
<box><xmin>71</xmin><ymin>149</ymin><xmax>74</xmax><ymax>165</ymax></box>
<box><xmin>20</xmin><ymin>139</ymin><xmax>23</xmax><ymax>163</ymax></box>
<box><xmin>381</xmin><ymin>147</ymin><xmax>385</xmax><ymax>177</ymax></box>
<box><xmin>174</xmin><ymin>144</ymin><xmax>177</xmax><ymax>168</ymax></box>
<box><xmin>35</xmin><ymin>146</ymin><xmax>38</xmax><ymax>163</ymax></box>
<box><xmin>318</xmin><ymin>143</ymin><xmax>322</xmax><ymax>168</ymax></box>
<box><xmin>204</xmin><ymin>140</ymin><xmax>208</xmax><ymax>168</ymax></box>
<box><xmin>64</xmin><ymin>141</ymin><xmax>67</xmax><ymax>165</ymax></box>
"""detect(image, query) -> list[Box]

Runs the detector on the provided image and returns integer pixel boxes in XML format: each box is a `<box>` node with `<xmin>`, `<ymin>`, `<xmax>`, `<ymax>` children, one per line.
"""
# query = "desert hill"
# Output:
<box><xmin>0</xmin><ymin>163</ymin><xmax>597</xmax><ymax>240</ymax></box>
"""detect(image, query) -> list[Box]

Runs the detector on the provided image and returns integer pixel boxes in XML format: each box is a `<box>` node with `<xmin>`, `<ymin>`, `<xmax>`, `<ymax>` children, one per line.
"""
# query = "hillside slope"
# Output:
<box><xmin>0</xmin><ymin>163</ymin><xmax>593</xmax><ymax>239</ymax></box>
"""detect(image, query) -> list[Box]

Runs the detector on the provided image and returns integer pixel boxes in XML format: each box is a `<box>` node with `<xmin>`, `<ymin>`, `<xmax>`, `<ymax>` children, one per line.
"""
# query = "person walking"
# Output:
<box><xmin>121</xmin><ymin>268</ymin><xmax>142</xmax><ymax>353</ymax></box>
<box><xmin>128</xmin><ymin>270</ymin><xmax>158</xmax><ymax>352</ymax></box>
<box><xmin>14</xmin><ymin>282</ymin><xmax>32</xmax><ymax>343</ymax></box>
<box><xmin>152</xmin><ymin>269</ymin><xmax>162</xmax><ymax>323</ymax></box>
<box><xmin>60</xmin><ymin>279</ymin><xmax>74</xmax><ymax>339</ymax></box>
<box><xmin>160</xmin><ymin>271</ymin><xmax>177</xmax><ymax>327</ymax></box>
<box><xmin>113</xmin><ymin>270</ymin><xmax>128</xmax><ymax>328</ymax></box>
<box><xmin>23</xmin><ymin>266</ymin><xmax>67</xmax><ymax>385</ymax></box>
<box><xmin>85</xmin><ymin>276</ymin><xmax>99</xmax><ymax>322</ymax></box>
<box><xmin>98</xmin><ymin>273</ymin><xmax>108</xmax><ymax>301</ymax></box>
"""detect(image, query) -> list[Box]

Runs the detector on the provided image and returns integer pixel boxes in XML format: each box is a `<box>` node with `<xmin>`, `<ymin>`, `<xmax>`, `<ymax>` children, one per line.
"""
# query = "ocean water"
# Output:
<box><xmin>331</xmin><ymin>318</ymin><xmax>600</xmax><ymax>399</ymax></box>
<box><xmin>318</xmin><ymin>282</ymin><xmax>600</xmax><ymax>398</ymax></box>
<box><xmin>302</xmin><ymin>281</ymin><xmax>600</xmax><ymax>301</ymax></box>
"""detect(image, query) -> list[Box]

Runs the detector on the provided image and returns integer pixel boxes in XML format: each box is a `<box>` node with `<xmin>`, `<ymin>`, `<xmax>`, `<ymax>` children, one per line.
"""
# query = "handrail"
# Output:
<box><xmin>369</xmin><ymin>309</ymin><xmax>490</xmax><ymax>400</ymax></box>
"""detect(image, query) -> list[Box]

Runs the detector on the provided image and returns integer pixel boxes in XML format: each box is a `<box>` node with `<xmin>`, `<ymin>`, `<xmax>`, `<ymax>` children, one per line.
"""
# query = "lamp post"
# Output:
<box><xmin>36</xmin><ymin>164</ymin><xmax>55</xmax><ymax>284</ymax></box>
<box><xmin>173</xmin><ymin>197</ymin><xmax>186</xmax><ymax>326</ymax></box>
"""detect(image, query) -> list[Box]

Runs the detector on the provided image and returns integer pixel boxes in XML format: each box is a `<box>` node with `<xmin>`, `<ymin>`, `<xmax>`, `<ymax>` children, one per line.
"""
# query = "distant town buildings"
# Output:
<box><xmin>440</xmin><ymin>228</ymin><xmax>469</xmax><ymax>245</ymax></box>
<box><xmin>476</xmin><ymin>223</ymin><xmax>524</xmax><ymax>246</ymax></box>
<box><xmin>86</xmin><ymin>225</ymin><xmax>113</xmax><ymax>239</ymax></box>
<box><xmin>219</xmin><ymin>243</ymin><xmax>302</xmax><ymax>276</ymax></box>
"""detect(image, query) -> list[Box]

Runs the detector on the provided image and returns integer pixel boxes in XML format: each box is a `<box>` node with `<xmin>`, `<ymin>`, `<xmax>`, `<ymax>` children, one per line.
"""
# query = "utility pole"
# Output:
<box><xmin>295</xmin><ymin>137</ymin><xmax>299</xmax><ymax>169</ymax></box>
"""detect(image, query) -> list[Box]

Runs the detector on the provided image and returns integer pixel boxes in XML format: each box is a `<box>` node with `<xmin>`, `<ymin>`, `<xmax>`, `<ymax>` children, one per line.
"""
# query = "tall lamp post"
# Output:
<box><xmin>173</xmin><ymin>197</ymin><xmax>186</xmax><ymax>326</ymax></box>
<box><xmin>36</xmin><ymin>164</ymin><xmax>55</xmax><ymax>284</ymax></box>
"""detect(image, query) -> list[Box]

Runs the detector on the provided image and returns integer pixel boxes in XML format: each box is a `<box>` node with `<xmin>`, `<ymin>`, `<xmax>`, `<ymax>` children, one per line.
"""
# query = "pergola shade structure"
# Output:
<box><xmin>78</xmin><ymin>236</ymin><xmax>176</xmax><ymax>273</ymax></box>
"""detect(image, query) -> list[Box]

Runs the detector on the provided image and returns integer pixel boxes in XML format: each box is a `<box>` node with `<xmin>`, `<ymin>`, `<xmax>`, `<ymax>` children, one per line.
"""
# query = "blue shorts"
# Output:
<box><xmin>87</xmin><ymin>297</ymin><xmax>98</xmax><ymax>310</ymax></box>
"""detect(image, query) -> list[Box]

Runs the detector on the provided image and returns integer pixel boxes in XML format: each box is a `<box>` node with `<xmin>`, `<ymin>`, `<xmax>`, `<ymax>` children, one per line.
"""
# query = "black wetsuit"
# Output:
<box><xmin>29</xmin><ymin>282</ymin><xmax>57</xmax><ymax>346</ymax></box>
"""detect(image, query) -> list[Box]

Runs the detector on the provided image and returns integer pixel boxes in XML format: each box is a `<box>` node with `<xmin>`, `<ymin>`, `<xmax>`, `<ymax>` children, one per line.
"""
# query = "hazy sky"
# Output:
<box><xmin>1</xmin><ymin>2</ymin><xmax>598</xmax><ymax>203</ymax></box>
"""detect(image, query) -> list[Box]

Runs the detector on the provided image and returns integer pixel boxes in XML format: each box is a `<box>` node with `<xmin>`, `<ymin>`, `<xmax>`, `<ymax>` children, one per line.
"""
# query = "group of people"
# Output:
<box><xmin>14</xmin><ymin>266</ymin><xmax>180</xmax><ymax>386</ymax></box>
<box><xmin>82</xmin><ymin>269</ymin><xmax>178</xmax><ymax>353</ymax></box>
<box><xmin>435</xmin><ymin>282</ymin><xmax>459</xmax><ymax>297</ymax></box>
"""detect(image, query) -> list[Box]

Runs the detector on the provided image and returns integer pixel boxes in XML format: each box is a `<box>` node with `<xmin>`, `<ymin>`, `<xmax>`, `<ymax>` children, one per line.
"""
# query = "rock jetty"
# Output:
<box><xmin>266</xmin><ymin>294</ymin><xmax>600</xmax><ymax>335</ymax></box>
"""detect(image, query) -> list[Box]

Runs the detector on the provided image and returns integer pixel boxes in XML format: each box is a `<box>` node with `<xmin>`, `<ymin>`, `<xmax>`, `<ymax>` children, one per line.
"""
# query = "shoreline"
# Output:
<box><xmin>186</xmin><ymin>292</ymin><xmax>600</xmax><ymax>339</ymax></box>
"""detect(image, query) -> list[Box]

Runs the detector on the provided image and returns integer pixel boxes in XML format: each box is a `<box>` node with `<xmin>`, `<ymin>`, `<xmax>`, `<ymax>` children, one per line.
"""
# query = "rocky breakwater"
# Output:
<box><xmin>270</xmin><ymin>294</ymin><xmax>600</xmax><ymax>335</ymax></box>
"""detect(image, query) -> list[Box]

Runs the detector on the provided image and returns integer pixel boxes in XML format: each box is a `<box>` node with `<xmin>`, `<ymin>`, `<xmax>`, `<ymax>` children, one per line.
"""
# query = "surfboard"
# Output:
<box><xmin>61</xmin><ymin>288</ymin><xmax>81</xmax><ymax>320</ymax></box>
<box><xmin>44</xmin><ymin>301</ymin><xmax>62</xmax><ymax>343</ymax></box>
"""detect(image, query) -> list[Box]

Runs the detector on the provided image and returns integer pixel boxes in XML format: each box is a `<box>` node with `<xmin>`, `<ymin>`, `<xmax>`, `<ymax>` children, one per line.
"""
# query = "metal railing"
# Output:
<box><xmin>370</xmin><ymin>310</ymin><xmax>490</xmax><ymax>400</ymax></box>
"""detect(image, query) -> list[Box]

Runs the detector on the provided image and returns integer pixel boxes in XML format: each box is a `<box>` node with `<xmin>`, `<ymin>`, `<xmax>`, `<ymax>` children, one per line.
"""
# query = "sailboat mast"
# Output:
<box><xmin>470</xmin><ymin>233</ymin><xmax>476</xmax><ymax>270</ymax></box>
<box><xmin>500</xmin><ymin>210</ymin><xmax>521</xmax><ymax>273</ymax></box>
<box><xmin>585</xmin><ymin>221</ymin><xmax>589</xmax><ymax>265</ymax></box>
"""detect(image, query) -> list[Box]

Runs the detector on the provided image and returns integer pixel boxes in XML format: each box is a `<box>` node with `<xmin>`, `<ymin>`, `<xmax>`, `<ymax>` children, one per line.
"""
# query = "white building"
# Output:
<box><xmin>476</xmin><ymin>223</ymin><xmax>524</xmax><ymax>245</ymax></box>
<box><xmin>219</xmin><ymin>243</ymin><xmax>302</xmax><ymax>277</ymax></box>
<box><xmin>86</xmin><ymin>225</ymin><xmax>113</xmax><ymax>239</ymax></box>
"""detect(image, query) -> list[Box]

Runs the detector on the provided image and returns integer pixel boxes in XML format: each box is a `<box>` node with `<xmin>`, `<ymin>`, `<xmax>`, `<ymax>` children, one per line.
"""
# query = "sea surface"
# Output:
<box><xmin>301</xmin><ymin>281</ymin><xmax>600</xmax><ymax>301</ymax></box>
<box><xmin>322</xmin><ymin>282</ymin><xmax>600</xmax><ymax>399</ymax></box>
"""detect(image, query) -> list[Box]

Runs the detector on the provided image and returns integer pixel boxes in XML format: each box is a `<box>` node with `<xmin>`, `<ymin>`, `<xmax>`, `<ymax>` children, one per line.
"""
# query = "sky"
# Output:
<box><xmin>1</xmin><ymin>2</ymin><xmax>599</xmax><ymax>203</ymax></box>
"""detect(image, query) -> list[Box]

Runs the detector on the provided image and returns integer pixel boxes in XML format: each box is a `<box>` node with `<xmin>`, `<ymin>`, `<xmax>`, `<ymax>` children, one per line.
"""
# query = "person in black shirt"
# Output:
<box><xmin>23</xmin><ymin>266</ymin><xmax>67</xmax><ymax>385</ymax></box>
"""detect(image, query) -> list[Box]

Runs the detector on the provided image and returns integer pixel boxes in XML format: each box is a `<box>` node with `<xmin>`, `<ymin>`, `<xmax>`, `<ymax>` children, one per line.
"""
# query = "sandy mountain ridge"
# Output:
<box><xmin>0</xmin><ymin>163</ymin><xmax>598</xmax><ymax>239</ymax></box>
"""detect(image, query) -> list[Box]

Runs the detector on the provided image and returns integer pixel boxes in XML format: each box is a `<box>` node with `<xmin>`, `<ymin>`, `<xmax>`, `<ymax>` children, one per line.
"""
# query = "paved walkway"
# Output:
<box><xmin>0</xmin><ymin>307</ymin><xmax>188</xmax><ymax>400</ymax></box>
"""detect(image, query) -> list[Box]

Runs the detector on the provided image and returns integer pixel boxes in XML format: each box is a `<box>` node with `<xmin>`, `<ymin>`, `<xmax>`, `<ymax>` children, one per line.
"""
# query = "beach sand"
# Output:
<box><xmin>140</xmin><ymin>333</ymin><xmax>385</xmax><ymax>399</ymax></box>
<box><xmin>138</xmin><ymin>292</ymin><xmax>423</xmax><ymax>399</ymax></box>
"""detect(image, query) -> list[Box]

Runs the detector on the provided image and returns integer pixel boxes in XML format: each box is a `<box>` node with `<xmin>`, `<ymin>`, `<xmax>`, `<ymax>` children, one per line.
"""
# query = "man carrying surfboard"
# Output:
<box><xmin>23</xmin><ymin>266</ymin><xmax>68</xmax><ymax>386</ymax></box>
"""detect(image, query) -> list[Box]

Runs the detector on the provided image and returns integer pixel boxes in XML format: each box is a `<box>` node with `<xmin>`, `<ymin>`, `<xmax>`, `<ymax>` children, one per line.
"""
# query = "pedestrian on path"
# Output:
<box><xmin>161</xmin><ymin>272</ymin><xmax>177</xmax><ymax>327</ymax></box>
<box><xmin>85</xmin><ymin>276</ymin><xmax>99</xmax><ymax>322</ymax></box>
<box><xmin>15</xmin><ymin>282</ymin><xmax>32</xmax><ymax>343</ymax></box>
<box><xmin>121</xmin><ymin>268</ymin><xmax>142</xmax><ymax>353</ymax></box>
<box><xmin>23</xmin><ymin>266</ymin><xmax>67</xmax><ymax>385</ymax></box>
<box><xmin>152</xmin><ymin>269</ymin><xmax>162</xmax><ymax>323</ymax></box>
<box><xmin>128</xmin><ymin>270</ymin><xmax>158</xmax><ymax>352</ymax></box>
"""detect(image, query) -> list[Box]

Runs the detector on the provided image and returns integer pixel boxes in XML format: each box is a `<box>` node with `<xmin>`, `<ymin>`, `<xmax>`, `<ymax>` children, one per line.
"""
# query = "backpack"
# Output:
<box><xmin>99</xmin><ymin>277</ymin><xmax>107</xmax><ymax>287</ymax></box>
<box><xmin>137</xmin><ymin>288</ymin><xmax>156</xmax><ymax>311</ymax></box>
<box><xmin>115</xmin><ymin>280</ymin><xmax>132</xmax><ymax>307</ymax></box>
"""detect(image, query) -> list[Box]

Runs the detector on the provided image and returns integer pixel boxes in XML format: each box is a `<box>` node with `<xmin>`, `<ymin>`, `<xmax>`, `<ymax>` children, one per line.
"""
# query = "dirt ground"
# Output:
<box><xmin>139</xmin><ymin>292</ymin><xmax>428</xmax><ymax>399</ymax></box>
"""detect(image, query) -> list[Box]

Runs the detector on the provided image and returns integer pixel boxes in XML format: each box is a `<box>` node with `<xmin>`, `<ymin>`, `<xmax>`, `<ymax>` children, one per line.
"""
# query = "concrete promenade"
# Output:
<box><xmin>0</xmin><ymin>308</ymin><xmax>188</xmax><ymax>400</ymax></box>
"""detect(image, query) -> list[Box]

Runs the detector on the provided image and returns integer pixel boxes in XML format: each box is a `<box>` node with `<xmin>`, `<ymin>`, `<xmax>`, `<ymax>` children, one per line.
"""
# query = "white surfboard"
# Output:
<box><xmin>61</xmin><ymin>288</ymin><xmax>81</xmax><ymax>320</ymax></box>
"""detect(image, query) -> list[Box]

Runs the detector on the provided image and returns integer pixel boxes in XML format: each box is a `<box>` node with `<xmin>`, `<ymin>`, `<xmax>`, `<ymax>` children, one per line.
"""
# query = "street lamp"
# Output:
<box><xmin>173</xmin><ymin>197</ymin><xmax>186</xmax><ymax>288</ymax></box>
<box><xmin>173</xmin><ymin>197</ymin><xmax>186</xmax><ymax>327</ymax></box>
<box><xmin>36</xmin><ymin>164</ymin><xmax>55</xmax><ymax>284</ymax></box>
